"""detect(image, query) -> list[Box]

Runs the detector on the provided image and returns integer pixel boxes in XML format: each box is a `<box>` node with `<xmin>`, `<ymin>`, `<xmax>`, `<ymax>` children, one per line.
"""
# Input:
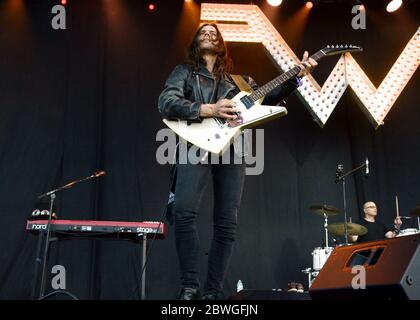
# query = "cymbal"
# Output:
<box><xmin>310</xmin><ymin>204</ymin><xmax>341</xmax><ymax>216</ymax></box>
<box><xmin>327</xmin><ymin>222</ymin><xmax>368</xmax><ymax>236</ymax></box>
<box><xmin>410</xmin><ymin>206</ymin><xmax>420</xmax><ymax>217</ymax></box>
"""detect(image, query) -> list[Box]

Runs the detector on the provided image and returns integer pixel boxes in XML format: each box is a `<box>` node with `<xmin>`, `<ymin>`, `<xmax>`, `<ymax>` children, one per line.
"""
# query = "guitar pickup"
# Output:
<box><xmin>240</xmin><ymin>95</ymin><xmax>254</xmax><ymax>109</ymax></box>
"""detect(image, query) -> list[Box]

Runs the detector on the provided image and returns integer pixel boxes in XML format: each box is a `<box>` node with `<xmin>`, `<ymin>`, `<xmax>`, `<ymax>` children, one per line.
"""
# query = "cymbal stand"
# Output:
<box><xmin>301</xmin><ymin>268</ymin><xmax>313</xmax><ymax>289</ymax></box>
<box><xmin>323</xmin><ymin>212</ymin><xmax>329</xmax><ymax>248</ymax></box>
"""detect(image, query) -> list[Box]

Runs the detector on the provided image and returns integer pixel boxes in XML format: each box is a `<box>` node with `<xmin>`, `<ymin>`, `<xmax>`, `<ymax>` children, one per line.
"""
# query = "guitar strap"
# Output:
<box><xmin>230</xmin><ymin>74</ymin><xmax>254</xmax><ymax>93</ymax></box>
<box><xmin>230</xmin><ymin>74</ymin><xmax>265</xmax><ymax>106</ymax></box>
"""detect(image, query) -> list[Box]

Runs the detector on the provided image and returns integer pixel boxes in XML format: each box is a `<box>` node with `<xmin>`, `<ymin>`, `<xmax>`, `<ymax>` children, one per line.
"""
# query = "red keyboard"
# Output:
<box><xmin>26</xmin><ymin>219</ymin><xmax>166</xmax><ymax>241</ymax></box>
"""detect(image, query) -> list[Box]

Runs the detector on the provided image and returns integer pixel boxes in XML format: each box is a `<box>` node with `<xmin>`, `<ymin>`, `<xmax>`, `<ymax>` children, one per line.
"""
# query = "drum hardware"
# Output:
<box><xmin>410</xmin><ymin>206</ymin><xmax>420</xmax><ymax>231</ymax></box>
<box><xmin>396</xmin><ymin>197</ymin><xmax>420</xmax><ymax>235</ymax></box>
<box><xmin>303</xmin><ymin>246</ymin><xmax>334</xmax><ymax>288</ymax></box>
<box><xmin>302</xmin><ymin>203</ymin><xmax>367</xmax><ymax>289</ymax></box>
<box><xmin>301</xmin><ymin>268</ymin><xmax>314</xmax><ymax>289</ymax></box>
<box><xmin>302</xmin><ymin>205</ymin><xmax>342</xmax><ymax>288</ymax></box>
<box><xmin>309</xmin><ymin>205</ymin><xmax>340</xmax><ymax>217</ymax></box>
<box><xmin>327</xmin><ymin>222</ymin><xmax>368</xmax><ymax>236</ymax></box>
<box><xmin>310</xmin><ymin>204</ymin><xmax>340</xmax><ymax>250</ymax></box>
<box><xmin>396</xmin><ymin>228</ymin><xmax>420</xmax><ymax>237</ymax></box>
<box><xmin>335</xmin><ymin>158</ymin><xmax>369</xmax><ymax>245</ymax></box>
<box><xmin>312</xmin><ymin>246</ymin><xmax>334</xmax><ymax>271</ymax></box>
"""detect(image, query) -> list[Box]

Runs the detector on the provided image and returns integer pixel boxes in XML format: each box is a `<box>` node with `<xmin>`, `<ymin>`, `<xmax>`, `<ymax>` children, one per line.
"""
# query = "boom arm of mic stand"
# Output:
<box><xmin>38</xmin><ymin>172</ymin><xmax>105</xmax><ymax>199</ymax></box>
<box><xmin>336</xmin><ymin>162</ymin><xmax>366</xmax><ymax>245</ymax></box>
<box><xmin>337</xmin><ymin>162</ymin><xmax>366</xmax><ymax>181</ymax></box>
<box><xmin>38</xmin><ymin>182</ymin><xmax>77</xmax><ymax>199</ymax></box>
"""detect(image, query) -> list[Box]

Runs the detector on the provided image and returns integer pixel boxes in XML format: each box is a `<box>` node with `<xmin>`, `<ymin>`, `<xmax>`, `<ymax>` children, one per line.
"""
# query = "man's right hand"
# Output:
<box><xmin>394</xmin><ymin>216</ymin><xmax>402</xmax><ymax>229</ymax></box>
<box><xmin>200</xmin><ymin>99</ymin><xmax>239</xmax><ymax>119</ymax></box>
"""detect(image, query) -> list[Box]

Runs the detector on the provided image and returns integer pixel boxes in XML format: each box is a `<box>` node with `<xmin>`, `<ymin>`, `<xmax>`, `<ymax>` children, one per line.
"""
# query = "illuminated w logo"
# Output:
<box><xmin>201</xmin><ymin>3</ymin><xmax>419</xmax><ymax>128</ymax></box>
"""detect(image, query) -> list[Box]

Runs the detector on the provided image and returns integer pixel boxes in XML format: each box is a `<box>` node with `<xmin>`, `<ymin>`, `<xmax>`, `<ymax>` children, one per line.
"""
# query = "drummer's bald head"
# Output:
<box><xmin>363</xmin><ymin>201</ymin><xmax>377</xmax><ymax>217</ymax></box>
<box><xmin>363</xmin><ymin>202</ymin><xmax>376</xmax><ymax>210</ymax></box>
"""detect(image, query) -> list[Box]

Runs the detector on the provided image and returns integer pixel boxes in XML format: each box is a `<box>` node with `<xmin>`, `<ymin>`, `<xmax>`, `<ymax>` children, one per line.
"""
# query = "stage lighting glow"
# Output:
<box><xmin>346</xmin><ymin>28</ymin><xmax>419</xmax><ymax>127</ymax></box>
<box><xmin>386</xmin><ymin>0</ymin><xmax>402</xmax><ymax>12</ymax></box>
<box><xmin>148</xmin><ymin>3</ymin><xmax>155</xmax><ymax>11</ymax></box>
<box><xmin>200</xmin><ymin>3</ymin><xmax>419</xmax><ymax>128</ymax></box>
<box><xmin>61</xmin><ymin>0</ymin><xmax>67</xmax><ymax>5</ymax></box>
<box><xmin>305</xmin><ymin>2</ymin><xmax>313</xmax><ymax>9</ymax></box>
<box><xmin>267</xmin><ymin>0</ymin><xmax>283</xmax><ymax>7</ymax></box>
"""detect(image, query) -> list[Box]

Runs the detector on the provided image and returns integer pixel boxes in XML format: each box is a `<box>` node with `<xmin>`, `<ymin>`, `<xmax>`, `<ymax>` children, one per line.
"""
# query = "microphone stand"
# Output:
<box><xmin>336</xmin><ymin>162</ymin><xmax>367</xmax><ymax>245</ymax></box>
<box><xmin>37</xmin><ymin>192</ymin><xmax>56</xmax><ymax>299</ymax></box>
<box><xmin>36</xmin><ymin>171</ymin><xmax>105</xmax><ymax>300</ymax></box>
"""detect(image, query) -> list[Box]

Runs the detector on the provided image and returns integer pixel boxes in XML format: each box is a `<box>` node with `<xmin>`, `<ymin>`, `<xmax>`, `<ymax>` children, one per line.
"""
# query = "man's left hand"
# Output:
<box><xmin>297</xmin><ymin>51</ymin><xmax>317</xmax><ymax>77</ymax></box>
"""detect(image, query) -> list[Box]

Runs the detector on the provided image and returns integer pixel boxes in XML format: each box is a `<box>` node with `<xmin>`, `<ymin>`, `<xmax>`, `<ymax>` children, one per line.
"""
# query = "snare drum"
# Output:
<box><xmin>312</xmin><ymin>247</ymin><xmax>333</xmax><ymax>271</ymax></box>
<box><xmin>396</xmin><ymin>228</ymin><xmax>420</xmax><ymax>237</ymax></box>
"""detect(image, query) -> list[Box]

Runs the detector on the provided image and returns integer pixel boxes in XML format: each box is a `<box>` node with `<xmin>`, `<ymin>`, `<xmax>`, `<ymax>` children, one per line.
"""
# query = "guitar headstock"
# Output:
<box><xmin>322</xmin><ymin>44</ymin><xmax>363</xmax><ymax>56</ymax></box>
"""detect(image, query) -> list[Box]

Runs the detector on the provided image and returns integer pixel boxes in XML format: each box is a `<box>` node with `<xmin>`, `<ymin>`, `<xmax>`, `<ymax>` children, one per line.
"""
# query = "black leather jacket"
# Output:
<box><xmin>158</xmin><ymin>63</ymin><xmax>299</xmax><ymax>121</ymax></box>
<box><xmin>158</xmin><ymin>63</ymin><xmax>299</xmax><ymax>225</ymax></box>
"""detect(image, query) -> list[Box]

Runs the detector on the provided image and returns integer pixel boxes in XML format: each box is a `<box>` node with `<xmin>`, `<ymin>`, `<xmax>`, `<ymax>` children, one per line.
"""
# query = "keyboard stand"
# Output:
<box><xmin>31</xmin><ymin>231</ymin><xmax>78</xmax><ymax>300</ymax></box>
<box><xmin>31</xmin><ymin>229</ymin><xmax>150</xmax><ymax>300</ymax></box>
<box><xmin>140</xmin><ymin>233</ymin><xmax>147</xmax><ymax>300</ymax></box>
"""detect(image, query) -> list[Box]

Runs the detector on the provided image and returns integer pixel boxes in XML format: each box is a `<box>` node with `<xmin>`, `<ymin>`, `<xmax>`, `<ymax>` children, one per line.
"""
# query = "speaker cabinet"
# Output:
<box><xmin>309</xmin><ymin>234</ymin><xmax>420</xmax><ymax>300</ymax></box>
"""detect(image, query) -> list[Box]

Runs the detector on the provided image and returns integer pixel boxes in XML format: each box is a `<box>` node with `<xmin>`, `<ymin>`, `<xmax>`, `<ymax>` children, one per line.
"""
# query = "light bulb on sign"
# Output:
<box><xmin>267</xmin><ymin>0</ymin><xmax>283</xmax><ymax>7</ymax></box>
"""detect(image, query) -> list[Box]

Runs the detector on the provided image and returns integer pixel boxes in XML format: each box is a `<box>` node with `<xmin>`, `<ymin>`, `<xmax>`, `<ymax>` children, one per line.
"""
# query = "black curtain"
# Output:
<box><xmin>0</xmin><ymin>0</ymin><xmax>419</xmax><ymax>299</ymax></box>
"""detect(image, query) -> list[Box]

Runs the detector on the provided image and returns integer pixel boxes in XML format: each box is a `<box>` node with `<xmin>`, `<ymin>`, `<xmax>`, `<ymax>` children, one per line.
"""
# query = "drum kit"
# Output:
<box><xmin>394</xmin><ymin>197</ymin><xmax>420</xmax><ymax>237</ymax></box>
<box><xmin>396</xmin><ymin>206</ymin><xmax>420</xmax><ymax>237</ymax></box>
<box><xmin>302</xmin><ymin>204</ymin><xmax>368</xmax><ymax>288</ymax></box>
<box><xmin>302</xmin><ymin>203</ymin><xmax>420</xmax><ymax>288</ymax></box>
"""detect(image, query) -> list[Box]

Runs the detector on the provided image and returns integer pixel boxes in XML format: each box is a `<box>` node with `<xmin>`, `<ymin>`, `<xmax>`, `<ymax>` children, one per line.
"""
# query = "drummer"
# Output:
<box><xmin>349</xmin><ymin>201</ymin><xmax>402</xmax><ymax>243</ymax></box>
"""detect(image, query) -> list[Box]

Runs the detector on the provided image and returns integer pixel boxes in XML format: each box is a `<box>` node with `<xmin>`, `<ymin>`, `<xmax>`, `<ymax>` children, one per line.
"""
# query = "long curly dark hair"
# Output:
<box><xmin>186</xmin><ymin>23</ymin><xmax>233</xmax><ymax>79</ymax></box>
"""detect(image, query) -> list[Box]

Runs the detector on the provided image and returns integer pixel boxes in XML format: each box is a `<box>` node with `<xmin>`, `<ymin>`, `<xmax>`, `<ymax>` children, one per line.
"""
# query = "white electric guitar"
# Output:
<box><xmin>163</xmin><ymin>45</ymin><xmax>362</xmax><ymax>155</ymax></box>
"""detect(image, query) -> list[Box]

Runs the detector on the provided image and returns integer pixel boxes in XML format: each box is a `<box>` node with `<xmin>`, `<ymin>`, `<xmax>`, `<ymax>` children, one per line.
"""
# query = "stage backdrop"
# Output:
<box><xmin>0</xmin><ymin>0</ymin><xmax>419</xmax><ymax>299</ymax></box>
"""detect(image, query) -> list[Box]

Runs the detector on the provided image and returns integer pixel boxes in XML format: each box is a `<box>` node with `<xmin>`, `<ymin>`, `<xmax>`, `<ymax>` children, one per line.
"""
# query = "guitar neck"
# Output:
<box><xmin>249</xmin><ymin>50</ymin><xmax>326</xmax><ymax>102</ymax></box>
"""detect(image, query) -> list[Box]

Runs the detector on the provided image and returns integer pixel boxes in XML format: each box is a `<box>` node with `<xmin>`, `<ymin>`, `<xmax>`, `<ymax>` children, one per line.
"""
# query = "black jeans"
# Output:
<box><xmin>172</xmin><ymin>150</ymin><xmax>245</xmax><ymax>296</ymax></box>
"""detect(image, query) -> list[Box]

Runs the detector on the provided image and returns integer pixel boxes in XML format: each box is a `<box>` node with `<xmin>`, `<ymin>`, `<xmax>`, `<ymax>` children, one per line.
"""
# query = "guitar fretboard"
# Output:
<box><xmin>248</xmin><ymin>50</ymin><xmax>325</xmax><ymax>102</ymax></box>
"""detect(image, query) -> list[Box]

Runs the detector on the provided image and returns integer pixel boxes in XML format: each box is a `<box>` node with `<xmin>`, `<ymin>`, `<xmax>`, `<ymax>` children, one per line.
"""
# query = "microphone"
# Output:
<box><xmin>93</xmin><ymin>171</ymin><xmax>106</xmax><ymax>178</ymax></box>
<box><xmin>335</xmin><ymin>164</ymin><xmax>344</xmax><ymax>183</ymax></box>
<box><xmin>365</xmin><ymin>157</ymin><xmax>369</xmax><ymax>177</ymax></box>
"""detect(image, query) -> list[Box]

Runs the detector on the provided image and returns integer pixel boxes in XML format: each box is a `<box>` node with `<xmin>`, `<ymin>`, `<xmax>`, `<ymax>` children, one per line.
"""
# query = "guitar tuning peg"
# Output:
<box><xmin>327</xmin><ymin>45</ymin><xmax>330</xmax><ymax>48</ymax></box>
<box><xmin>340</xmin><ymin>45</ymin><xmax>343</xmax><ymax>48</ymax></box>
<box><xmin>345</xmin><ymin>45</ymin><xmax>348</xmax><ymax>48</ymax></box>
